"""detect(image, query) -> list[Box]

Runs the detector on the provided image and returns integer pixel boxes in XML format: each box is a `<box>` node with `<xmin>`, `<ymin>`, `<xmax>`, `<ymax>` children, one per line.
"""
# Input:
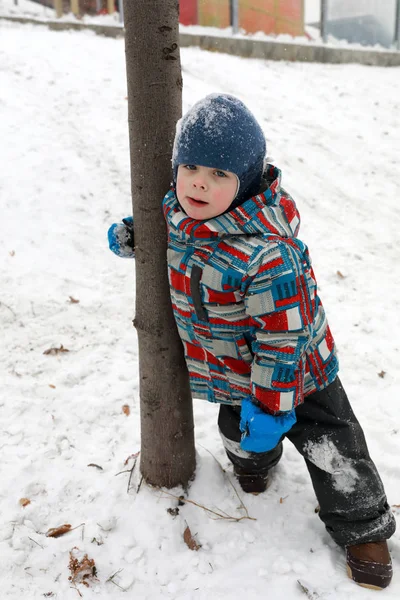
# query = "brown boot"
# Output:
<box><xmin>346</xmin><ymin>541</ymin><xmax>392</xmax><ymax>590</ymax></box>
<box><xmin>233</xmin><ymin>465</ymin><xmax>270</xmax><ymax>494</ymax></box>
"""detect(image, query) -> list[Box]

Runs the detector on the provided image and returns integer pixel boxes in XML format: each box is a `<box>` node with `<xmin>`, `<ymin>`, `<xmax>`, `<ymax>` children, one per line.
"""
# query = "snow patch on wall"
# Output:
<box><xmin>303</xmin><ymin>435</ymin><xmax>359</xmax><ymax>494</ymax></box>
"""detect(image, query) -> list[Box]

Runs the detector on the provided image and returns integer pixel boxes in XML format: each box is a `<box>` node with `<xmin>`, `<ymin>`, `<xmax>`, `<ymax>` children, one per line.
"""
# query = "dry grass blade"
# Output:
<box><xmin>183</xmin><ymin>524</ymin><xmax>201</xmax><ymax>551</ymax></box>
<box><xmin>46</xmin><ymin>524</ymin><xmax>72</xmax><ymax>538</ymax></box>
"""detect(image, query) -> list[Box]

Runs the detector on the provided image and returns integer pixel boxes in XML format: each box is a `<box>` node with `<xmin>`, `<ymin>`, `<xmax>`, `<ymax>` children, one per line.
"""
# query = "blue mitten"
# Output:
<box><xmin>108</xmin><ymin>217</ymin><xmax>135</xmax><ymax>258</ymax></box>
<box><xmin>240</xmin><ymin>398</ymin><xmax>296</xmax><ymax>453</ymax></box>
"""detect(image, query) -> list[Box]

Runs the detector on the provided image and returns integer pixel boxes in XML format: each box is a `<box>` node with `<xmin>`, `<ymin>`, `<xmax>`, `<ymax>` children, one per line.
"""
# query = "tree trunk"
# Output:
<box><xmin>123</xmin><ymin>0</ymin><xmax>196</xmax><ymax>488</ymax></box>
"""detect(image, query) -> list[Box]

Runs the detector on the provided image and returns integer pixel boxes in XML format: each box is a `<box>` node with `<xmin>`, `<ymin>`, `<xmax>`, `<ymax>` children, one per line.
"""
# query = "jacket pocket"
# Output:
<box><xmin>190</xmin><ymin>265</ymin><xmax>208</xmax><ymax>322</ymax></box>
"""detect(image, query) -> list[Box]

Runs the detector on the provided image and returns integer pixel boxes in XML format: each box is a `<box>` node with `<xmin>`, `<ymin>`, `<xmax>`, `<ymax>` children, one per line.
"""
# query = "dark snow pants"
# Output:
<box><xmin>218</xmin><ymin>377</ymin><xmax>396</xmax><ymax>547</ymax></box>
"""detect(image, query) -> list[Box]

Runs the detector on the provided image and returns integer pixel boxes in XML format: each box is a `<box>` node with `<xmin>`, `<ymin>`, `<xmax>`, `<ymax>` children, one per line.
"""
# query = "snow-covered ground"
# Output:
<box><xmin>0</xmin><ymin>0</ymin><xmax>121</xmax><ymax>25</ymax></box>
<box><xmin>1</xmin><ymin>19</ymin><xmax>400</xmax><ymax>600</ymax></box>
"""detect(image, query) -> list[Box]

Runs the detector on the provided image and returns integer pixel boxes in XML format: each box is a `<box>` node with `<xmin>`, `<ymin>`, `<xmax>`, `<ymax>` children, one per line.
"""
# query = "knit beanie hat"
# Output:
<box><xmin>172</xmin><ymin>94</ymin><xmax>266</xmax><ymax>209</ymax></box>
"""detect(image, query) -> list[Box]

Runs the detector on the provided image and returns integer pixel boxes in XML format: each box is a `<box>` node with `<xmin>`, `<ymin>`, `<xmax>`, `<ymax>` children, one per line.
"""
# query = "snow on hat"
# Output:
<box><xmin>172</xmin><ymin>94</ymin><xmax>266</xmax><ymax>208</ymax></box>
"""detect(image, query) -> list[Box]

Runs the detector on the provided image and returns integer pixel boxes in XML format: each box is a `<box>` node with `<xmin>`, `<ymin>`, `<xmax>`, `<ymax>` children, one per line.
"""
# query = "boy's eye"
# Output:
<box><xmin>214</xmin><ymin>170</ymin><xmax>227</xmax><ymax>178</ymax></box>
<box><xmin>184</xmin><ymin>165</ymin><xmax>197</xmax><ymax>171</ymax></box>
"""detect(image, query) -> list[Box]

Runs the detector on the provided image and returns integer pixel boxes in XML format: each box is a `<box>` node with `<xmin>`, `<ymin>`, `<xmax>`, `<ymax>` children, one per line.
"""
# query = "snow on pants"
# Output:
<box><xmin>218</xmin><ymin>377</ymin><xmax>396</xmax><ymax>547</ymax></box>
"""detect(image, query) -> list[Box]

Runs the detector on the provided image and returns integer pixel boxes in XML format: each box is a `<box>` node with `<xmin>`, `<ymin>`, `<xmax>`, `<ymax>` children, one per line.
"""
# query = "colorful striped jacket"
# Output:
<box><xmin>163</xmin><ymin>165</ymin><xmax>339</xmax><ymax>415</ymax></box>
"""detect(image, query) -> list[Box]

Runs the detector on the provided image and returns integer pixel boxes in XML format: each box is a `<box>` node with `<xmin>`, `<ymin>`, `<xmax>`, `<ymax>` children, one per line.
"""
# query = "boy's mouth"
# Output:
<box><xmin>187</xmin><ymin>196</ymin><xmax>208</xmax><ymax>207</ymax></box>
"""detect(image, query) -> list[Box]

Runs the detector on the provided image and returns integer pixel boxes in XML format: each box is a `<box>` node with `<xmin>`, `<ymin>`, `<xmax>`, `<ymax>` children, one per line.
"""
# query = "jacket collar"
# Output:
<box><xmin>163</xmin><ymin>165</ymin><xmax>300</xmax><ymax>244</ymax></box>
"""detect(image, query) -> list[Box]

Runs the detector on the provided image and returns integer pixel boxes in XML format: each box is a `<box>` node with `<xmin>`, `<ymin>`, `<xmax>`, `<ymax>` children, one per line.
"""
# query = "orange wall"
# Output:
<box><xmin>198</xmin><ymin>0</ymin><xmax>231</xmax><ymax>28</ymax></box>
<box><xmin>196</xmin><ymin>0</ymin><xmax>304</xmax><ymax>36</ymax></box>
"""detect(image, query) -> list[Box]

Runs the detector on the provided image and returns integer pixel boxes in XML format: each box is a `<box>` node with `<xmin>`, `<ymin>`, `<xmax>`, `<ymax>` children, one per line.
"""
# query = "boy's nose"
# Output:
<box><xmin>192</xmin><ymin>178</ymin><xmax>207</xmax><ymax>191</ymax></box>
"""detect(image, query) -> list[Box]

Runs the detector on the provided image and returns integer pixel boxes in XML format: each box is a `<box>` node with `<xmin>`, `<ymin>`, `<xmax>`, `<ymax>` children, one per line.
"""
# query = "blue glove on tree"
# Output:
<box><xmin>108</xmin><ymin>217</ymin><xmax>135</xmax><ymax>258</ymax></box>
<box><xmin>240</xmin><ymin>398</ymin><xmax>297</xmax><ymax>453</ymax></box>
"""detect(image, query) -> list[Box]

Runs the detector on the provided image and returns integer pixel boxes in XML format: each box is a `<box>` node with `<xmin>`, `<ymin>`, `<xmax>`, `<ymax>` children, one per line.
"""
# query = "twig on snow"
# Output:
<box><xmin>136</xmin><ymin>475</ymin><xmax>144</xmax><ymax>494</ymax></box>
<box><xmin>106</xmin><ymin>569</ymin><xmax>125</xmax><ymax>590</ymax></box>
<box><xmin>69</xmin><ymin>583</ymin><xmax>83</xmax><ymax>598</ymax></box>
<box><xmin>199</xmin><ymin>444</ymin><xmax>252</xmax><ymax>520</ymax></box>
<box><xmin>127</xmin><ymin>455</ymin><xmax>140</xmax><ymax>493</ymax></box>
<box><xmin>0</xmin><ymin>301</ymin><xmax>17</xmax><ymax>318</ymax></box>
<box><xmin>28</xmin><ymin>536</ymin><xmax>44</xmax><ymax>549</ymax></box>
<box><xmin>297</xmin><ymin>580</ymin><xmax>319</xmax><ymax>599</ymax></box>
<box><xmin>160</xmin><ymin>489</ymin><xmax>256</xmax><ymax>522</ymax></box>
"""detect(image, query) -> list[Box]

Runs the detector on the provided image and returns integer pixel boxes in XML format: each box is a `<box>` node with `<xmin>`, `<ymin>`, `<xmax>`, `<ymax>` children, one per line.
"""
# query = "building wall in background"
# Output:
<box><xmin>180</xmin><ymin>0</ymin><xmax>199</xmax><ymax>25</ymax></box>
<box><xmin>239</xmin><ymin>0</ymin><xmax>304</xmax><ymax>35</ymax></box>
<box><xmin>198</xmin><ymin>0</ymin><xmax>231</xmax><ymax>28</ymax></box>
<box><xmin>181</xmin><ymin>0</ymin><xmax>304</xmax><ymax>35</ymax></box>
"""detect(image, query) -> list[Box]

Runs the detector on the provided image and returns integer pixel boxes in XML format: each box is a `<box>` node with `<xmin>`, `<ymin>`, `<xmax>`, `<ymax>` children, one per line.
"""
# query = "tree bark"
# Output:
<box><xmin>123</xmin><ymin>0</ymin><xmax>196</xmax><ymax>488</ymax></box>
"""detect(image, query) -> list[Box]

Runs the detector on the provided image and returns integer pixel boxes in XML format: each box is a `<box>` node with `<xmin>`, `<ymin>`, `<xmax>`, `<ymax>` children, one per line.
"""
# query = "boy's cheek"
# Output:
<box><xmin>212</xmin><ymin>189</ymin><xmax>230</xmax><ymax>205</ymax></box>
<box><xmin>176</xmin><ymin>179</ymin><xmax>185</xmax><ymax>202</ymax></box>
<box><xmin>176</xmin><ymin>179</ymin><xmax>186</xmax><ymax>202</ymax></box>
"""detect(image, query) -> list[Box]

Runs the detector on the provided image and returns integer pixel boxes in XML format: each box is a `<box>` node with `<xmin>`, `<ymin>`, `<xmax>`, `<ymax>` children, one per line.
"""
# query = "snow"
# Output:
<box><xmin>303</xmin><ymin>436</ymin><xmax>359</xmax><ymax>494</ymax></box>
<box><xmin>0</xmin><ymin>17</ymin><xmax>399</xmax><ymax>600</ymax></box>
<box><xmin>0</xmin><ymin>0</ymin><xmax>122</xmax><ymax>25</ymax></box>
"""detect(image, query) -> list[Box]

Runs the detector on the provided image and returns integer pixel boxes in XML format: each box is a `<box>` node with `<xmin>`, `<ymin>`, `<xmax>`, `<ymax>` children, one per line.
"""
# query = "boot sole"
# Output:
<box><xmin>347</xmin><ymin>564</ymin><xmax>385</xmax><ymax>591</ymax></box>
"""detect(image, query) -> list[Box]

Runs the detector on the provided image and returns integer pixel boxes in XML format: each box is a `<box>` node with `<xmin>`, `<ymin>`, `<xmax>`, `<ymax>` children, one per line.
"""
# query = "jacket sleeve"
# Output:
<box><xmin>243</xmin><ymin>241</ymin><xmax>315</xmax><ymax>415</ymax></box>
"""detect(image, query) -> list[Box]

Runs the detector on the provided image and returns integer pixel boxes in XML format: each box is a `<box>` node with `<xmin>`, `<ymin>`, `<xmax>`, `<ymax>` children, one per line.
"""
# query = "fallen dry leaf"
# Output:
<box><xmin>48</xmin><ymin>384</ymin><xmax>56</xmax><ymax>389</ymax></box>
<box><xmin>68</xmin><ymin>547</ymin><xmax>97</xmax><ymax>586</ymax></box>
<box><xmin>124</xmin><ymin>451</ymin><xmax>140</xmax><ymax>465</ymax></box>
<box><xmin>122</xmin><ymin>404</ymin><xmax>130</xmax><ymax>416</ymax></box>
<box><xmin>378</xmin><ymin>370</ymin><xmax>386</xmax><ymax>379</ymax></box>
<box><xmin>183</xmin><ymin>525</ymin><xmax>201</xmax><ymax>551</ymax></box>
<box><xmin>43</xmin><ymin>345</ymin><xmax>70</xmax><ymax>356</ymax></box>
<box><xmin>336</xmin><ymin>270</ymin><xmax>345</xmax><ymax>279</ymax></box>
<box><xmin>68</xmin><ymin>296</ymin><xmax>80</xmax><ymax>304</ymax></box>
<box><xmin>9</xmin><ymin>250</ymin><xmax>15</xmax><ymax>257</ymax></box>
<box><xmin>46</xmin><ymin>524</ymin><xmax>72</xmax><ymax>538</ymax></box>
<box><xmin>19</xmin><ymin>498</ymin><xmax>31</xmax><ymax>507</ymax></box>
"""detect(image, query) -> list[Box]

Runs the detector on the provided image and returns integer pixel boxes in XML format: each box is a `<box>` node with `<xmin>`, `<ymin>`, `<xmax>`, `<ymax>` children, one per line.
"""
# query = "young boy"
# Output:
<box><xmin>108</xmin><ymin>94</ymin><xmax>395</xmax><ymax>589</ymax></box>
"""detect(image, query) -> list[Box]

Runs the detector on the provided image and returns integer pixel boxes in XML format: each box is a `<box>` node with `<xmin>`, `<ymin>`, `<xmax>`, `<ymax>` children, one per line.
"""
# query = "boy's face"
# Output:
<box><xmin>176</xmin><ymin>164</ymin><xmax>238</xmax><ymax>220</ymax></box>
